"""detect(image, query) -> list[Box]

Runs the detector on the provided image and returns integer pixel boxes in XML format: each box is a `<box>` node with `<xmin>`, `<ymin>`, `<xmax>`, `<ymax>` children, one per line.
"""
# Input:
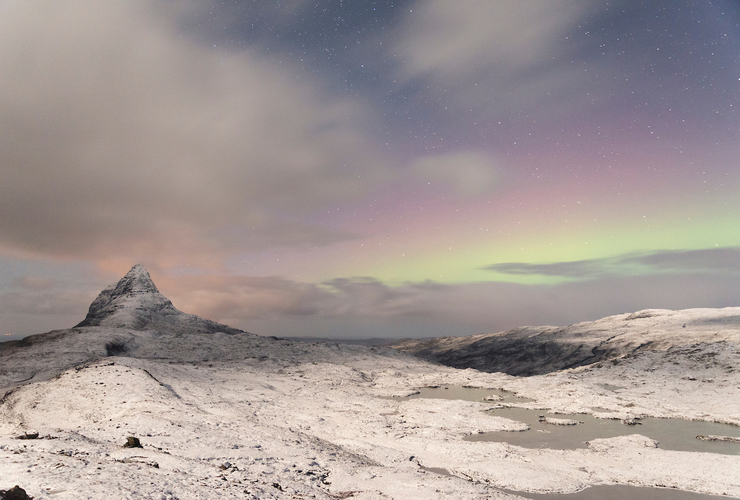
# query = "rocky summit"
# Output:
<box><xmin>75</xmin><ymin>264</ymin><xmax>175</xmax><ymax>329</ymax></box>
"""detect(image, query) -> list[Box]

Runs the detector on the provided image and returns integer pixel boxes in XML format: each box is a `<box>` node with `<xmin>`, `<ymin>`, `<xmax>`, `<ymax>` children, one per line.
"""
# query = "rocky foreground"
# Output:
<box><xmin>1</xmin><ymin>266</ymin><xmax>739</xmax><ymax>499</ymax></box>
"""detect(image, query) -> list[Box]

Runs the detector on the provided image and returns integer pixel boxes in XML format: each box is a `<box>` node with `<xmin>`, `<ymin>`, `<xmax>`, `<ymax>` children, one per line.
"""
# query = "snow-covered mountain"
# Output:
<box><xmin>0</xmin><ymin>264</ymin><xmax>250</xmax><ymax>390</ymax></box>
<box><xmin>75</xmin><ymin>264</ymin><xmax>243</xmax><ymax>335</ymax></box>
<box><xmin>1</xmin><ymin>265</ymin><xmax>413</xmax><ymax>393</ymax></box>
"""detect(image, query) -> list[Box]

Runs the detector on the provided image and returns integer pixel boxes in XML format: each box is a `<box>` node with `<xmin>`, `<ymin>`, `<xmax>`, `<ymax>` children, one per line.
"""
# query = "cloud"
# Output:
<box><xmin>393</xmin><ymin>0</ymin><xmax>605</xmax><ymax>118</ymax></box>
<box><xmin>0</xmin><ymin>1</ymin><xmax>389</xmax><ymax>268</ymax></box>
<box><xmin>0</xmin><ymin>289</ymin><xmax>91</xmax><ymax>318</ymax></box>
<box><xmin>10</xmin><ymin>275</ymin><xmax>58</xmax><ymax>291</ymax></box>
<box><xmin>159</xmin><ymin>275</ymin><xmax>443</xmax><ymax>326</ymax></box>
<box><xmin>484</xmin><ymin>247</ymin><xmax>740</xmax><ymax>280</ymax></box>
<box><xmin>0</xmin><ymin>270</ymin><xmax>98</xmax><ymax>338</ymax></box>
<box><xmin>633</xmin><ymin>248</ymin><xmax>740</xmax><ymax>272</ymax></box>
<box><xmin>408</xmin><ymin>151</ymin><xmax>499</xmax><ymax>197</ymax></box>
<box><xmin>484</xmin><ymin>259</ymin><xmax>609</xmax><ymax>279</ymax></box>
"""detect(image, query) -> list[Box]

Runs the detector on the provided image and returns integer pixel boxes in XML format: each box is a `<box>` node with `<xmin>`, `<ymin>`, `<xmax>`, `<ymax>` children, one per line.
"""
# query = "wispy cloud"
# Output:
<box><xmin>407</xmin><ymin>151</ymin><xmax>500</xmax><ymax>198</ymax></box>
<box><xmin>634</xmin><ymin>248</ymin><xmax>740</xmax><ymax>272</ymax></box>
<box><xmin>393</xmin><ymin>0</ymin><xmax>605</xmax><ymax>119</ymax></box>
<box><xmin>485</xmin><ymin>260</ymin><xmax>610</xmax><ymax>279</ymax></box>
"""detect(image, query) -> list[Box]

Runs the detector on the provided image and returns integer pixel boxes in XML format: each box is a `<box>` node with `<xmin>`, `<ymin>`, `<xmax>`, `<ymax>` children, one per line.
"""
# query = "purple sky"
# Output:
<box><xmin>1</xmin><ymin>1</ymin><xmax>739</xmax><ymax>340</ymax></box>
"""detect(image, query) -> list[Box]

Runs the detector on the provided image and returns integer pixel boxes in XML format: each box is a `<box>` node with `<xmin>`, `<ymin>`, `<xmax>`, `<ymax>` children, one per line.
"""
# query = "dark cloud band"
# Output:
<box><xmin>483</xmin><ymin>247</ymin><xmax>740</xmax><ymax>279</ymax></box>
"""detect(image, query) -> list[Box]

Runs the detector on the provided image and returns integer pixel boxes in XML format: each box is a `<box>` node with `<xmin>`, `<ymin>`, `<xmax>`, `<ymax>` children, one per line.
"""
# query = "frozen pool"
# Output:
<box><xmin>510</xmin><ymin>485</ymin><xmax>738</xmax><ymax>500</ymax></box>
<box><xmin>386</xmin><ymin>384</ymin><xmax>533</xmax><ymax>403</ymax></box>
<box><xmin>467</xmin><ymin>406</ymin><xmax>740</xmax><ymax>455</ymax></box>
<box><xmin>390</xmin><ymin>386</ymin><xmax>740</xmax><ymax>455</ymax></box>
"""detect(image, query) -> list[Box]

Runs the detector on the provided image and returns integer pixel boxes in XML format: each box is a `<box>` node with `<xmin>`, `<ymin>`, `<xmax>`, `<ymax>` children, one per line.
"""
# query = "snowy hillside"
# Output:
<box><xmin>392</xmin><ymin>308</ymin><xmax>740</xmax><ymax>376</ymax></box>
<box><xmin>1</xmin><ymin>265</ymin><xmax>739</xmax><ymax>499</ymax></box>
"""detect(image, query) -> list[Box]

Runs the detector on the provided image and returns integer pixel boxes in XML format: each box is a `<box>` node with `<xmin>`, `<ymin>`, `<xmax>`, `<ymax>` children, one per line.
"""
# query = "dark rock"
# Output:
<box><xmin>0</xmin><ymin>485</ymin><xmax>33</xmax><ymax>500</ymax></box>
<box><xmin>696</xmin><ymin>435</ymin><xmax>740</xmax><ymax>443</ymax></box>
<box><xmin>123</xmin><ymin>436</ymin><xmax>143</xmax><ymax>448</ymax></box>
<box><xmin>15</xmin><ymin>431</ymin><xmax>39</xmax><ymax>440</ymax></box>
<box><xmin>105</xmin><ymin>340</ymin><xmax>128</xmax><ymax>356</ymax></box>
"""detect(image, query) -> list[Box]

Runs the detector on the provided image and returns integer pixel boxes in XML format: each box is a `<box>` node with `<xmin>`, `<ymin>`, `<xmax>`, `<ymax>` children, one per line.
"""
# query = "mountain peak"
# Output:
<box><xmin>75</xmin><ymin>265</ymin><xmax>173</xmax><ymax>329</ymax></box>
<box><xmin>117</xmin><ymin>264</ymin><xmax>160</xmax><ymax>295</ymax></box>
<box><xmin>74</xmin><ymin>265</ymin><xmax>244</xmax><ymax>336</ymax></box>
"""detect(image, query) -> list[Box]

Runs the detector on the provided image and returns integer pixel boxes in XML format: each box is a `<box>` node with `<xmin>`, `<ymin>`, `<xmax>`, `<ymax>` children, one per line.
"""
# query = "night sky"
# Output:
<box><xmin>2</xmin><ymin>1</ymin><xmax>739</xmax><ymax>340</ymax></box>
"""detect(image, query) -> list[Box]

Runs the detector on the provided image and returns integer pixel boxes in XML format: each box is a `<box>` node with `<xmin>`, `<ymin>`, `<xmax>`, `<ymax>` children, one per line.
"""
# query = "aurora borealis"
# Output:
<box><xmin>1</xmin><ymin>1</ymin><xmax>739</xmax><ymax>340</ymax></box>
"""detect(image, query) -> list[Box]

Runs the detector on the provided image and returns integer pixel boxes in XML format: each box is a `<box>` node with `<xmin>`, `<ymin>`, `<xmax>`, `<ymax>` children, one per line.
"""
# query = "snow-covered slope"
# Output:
<box><xmin>392</xmin><ymin>308</ymin><xmax>740</xmax><ymax>375</ymax></box>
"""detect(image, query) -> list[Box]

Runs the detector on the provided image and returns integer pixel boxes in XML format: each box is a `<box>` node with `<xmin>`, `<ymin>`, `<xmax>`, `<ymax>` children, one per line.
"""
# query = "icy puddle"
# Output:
<box><xmin>387</xmin><ymin>385</ymin><xmax>533</xmax><ymax>403</ymax></box>
<box><xmin>466</xmin><ymin>407</ymin><xmax>740</xmax><ymax>455</ymax></box>
<box><xmin>512</xmin><ymin>485</ymin><xmax>738</xmax><ymax>500</ymax></box>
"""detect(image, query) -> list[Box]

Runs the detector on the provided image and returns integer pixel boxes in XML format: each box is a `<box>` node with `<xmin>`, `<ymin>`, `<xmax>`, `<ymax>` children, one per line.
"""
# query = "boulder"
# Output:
<box><xmin>123</xmin><ymin>436</ymin><xmax>143</xmax><ymax>448</ymax></box>
<box><xmin>0</xmin><ymin>486</ymin><xmax>33</xmax><ymax>500</ymax></box>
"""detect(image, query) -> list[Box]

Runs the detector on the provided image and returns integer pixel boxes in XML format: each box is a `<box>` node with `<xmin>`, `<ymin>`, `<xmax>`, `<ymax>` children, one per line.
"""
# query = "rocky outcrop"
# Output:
<box><xmin>75</xmin><ymin>264</ymin><xmax>172</xmax><ymax>329</ymax></box>
<box><xmin>123</xmin><ymin>436</ymin><xmax>143</xmax><ymax>448</ymax></box>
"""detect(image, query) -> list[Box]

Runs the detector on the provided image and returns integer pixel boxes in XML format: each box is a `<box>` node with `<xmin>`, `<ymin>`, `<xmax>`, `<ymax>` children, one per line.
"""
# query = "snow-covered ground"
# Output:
<box><xmin>1</xmin><ymin>266</ymin><xmax>739</xmax><ymax>499</ymax></box>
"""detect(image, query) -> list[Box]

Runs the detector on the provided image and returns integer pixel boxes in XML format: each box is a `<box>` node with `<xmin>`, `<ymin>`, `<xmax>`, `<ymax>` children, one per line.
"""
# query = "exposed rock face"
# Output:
<box><xmin>75</xmin><ymin>264</ymin><xmax>243</xmax><ymax>336</ymax></box>
<box><xmin>123</xmin><ymin>436</ymin><xmax>143</xmax><ymax>448</ymax></box>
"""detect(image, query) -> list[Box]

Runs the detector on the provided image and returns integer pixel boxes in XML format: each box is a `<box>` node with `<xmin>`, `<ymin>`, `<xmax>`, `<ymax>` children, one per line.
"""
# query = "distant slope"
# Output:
<box><xmin>391</xmin><ymin>308</ymin><xmax>740</xmax><ymax>376</ymax></box>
